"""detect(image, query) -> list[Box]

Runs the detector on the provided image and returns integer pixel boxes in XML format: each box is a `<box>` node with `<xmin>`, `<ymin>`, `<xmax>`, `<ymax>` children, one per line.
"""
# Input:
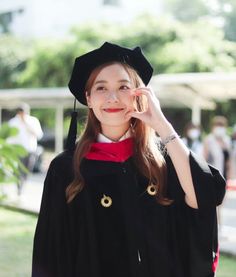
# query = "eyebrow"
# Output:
<box><xmin>94</xmin><ymin>79</ymin><xmax>131</xmax><ymax>85</ymax></box>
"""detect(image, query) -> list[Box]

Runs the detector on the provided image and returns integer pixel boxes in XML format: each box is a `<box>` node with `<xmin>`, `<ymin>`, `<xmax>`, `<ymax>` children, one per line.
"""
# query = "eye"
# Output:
<box><xmin>119</xmin><ymin>85</ymin><xmax>130</xmax><ymax>91</ymax></box>
<box><xmin>96</xmin><ymin>86</ymin><xmax>106</xmax><ymax>92</ymax></box>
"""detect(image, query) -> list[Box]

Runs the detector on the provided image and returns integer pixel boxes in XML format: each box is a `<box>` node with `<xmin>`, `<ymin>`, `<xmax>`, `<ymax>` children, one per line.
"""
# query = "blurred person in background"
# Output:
<box><xmin>7</xmin><ymin>103</ymin><xmax>43</xmax><ymax>195</ymax></box>
<box><xmin>182</xmin><ymin>122</ymin><xmax>203</xmax><ymax>157</ymax></box>
<box><xmin>229</xmin><ymin>124</ymin><xmax>236</xmax><ymax>179</ymax></box>
<box><xmin>203</xmin><ymin>116</ymin><xmax>231</xmax><ymax>180</ymax></box>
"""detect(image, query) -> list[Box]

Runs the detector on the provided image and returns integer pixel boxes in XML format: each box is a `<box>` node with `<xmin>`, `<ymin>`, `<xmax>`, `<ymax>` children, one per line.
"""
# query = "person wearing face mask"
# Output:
<box><xmin>203</xmin><ymin>116</ymin><xmax>232</xmax><ymax>179</ymax></box>
<box><xmin>182</xmin><ymin>122</ymin><xmax>203</xmax><ymax>157</ymax></box>
<box><xmin>229</xmin><ymin>124</ymin><xmax>236</xmax><ymax>179</ymax></box>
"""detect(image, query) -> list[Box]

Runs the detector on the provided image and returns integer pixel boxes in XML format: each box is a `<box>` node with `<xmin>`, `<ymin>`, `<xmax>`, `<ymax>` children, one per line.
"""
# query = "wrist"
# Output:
<box><xmin>153</xmin><ymin>119</ymin><xmax>176</xmax><ymax>139</ymax></box>
<box><xmin>161</xmin><ymin>133</ymin><xmax>180</xmax><ymax>147</ymax></box>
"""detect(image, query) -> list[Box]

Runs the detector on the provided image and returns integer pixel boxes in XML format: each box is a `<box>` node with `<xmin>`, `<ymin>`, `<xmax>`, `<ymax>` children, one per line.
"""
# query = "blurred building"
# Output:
<box><xmin>0</xmin><ymin>0</ymin><xmax>163</xmax><ymax>38</ymax></box>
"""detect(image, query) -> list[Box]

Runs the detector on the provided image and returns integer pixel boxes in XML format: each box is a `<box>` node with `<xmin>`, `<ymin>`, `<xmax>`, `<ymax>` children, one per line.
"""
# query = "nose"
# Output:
<box><xmin>106</xmin><ymin>90</ymin><xmax>119</xmax><ymax>103</ymax></box>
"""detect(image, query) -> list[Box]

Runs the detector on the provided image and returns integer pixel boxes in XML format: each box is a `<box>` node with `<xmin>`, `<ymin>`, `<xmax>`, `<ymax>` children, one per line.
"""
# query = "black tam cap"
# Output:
<box><xmin>68</xmin><ymin>42</ymin><xmax>153</xmax><ymax>106</ymax></box>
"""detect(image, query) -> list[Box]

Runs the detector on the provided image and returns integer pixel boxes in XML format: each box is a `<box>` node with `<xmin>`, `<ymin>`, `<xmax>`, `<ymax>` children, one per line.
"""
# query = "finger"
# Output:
<box><xmin>126</xmin><ymin>110</ymin><xmax>145</xmax><ymax>120</ymax></box>
<box><xmin>132</xmin><ymin>87</ymin><xmax>154</xmax><ymax>98</ymax></box>
<box><xmin>136</xmin><ymin>87</ymin><xmax>153</xmax><ymax>92</ymax></box>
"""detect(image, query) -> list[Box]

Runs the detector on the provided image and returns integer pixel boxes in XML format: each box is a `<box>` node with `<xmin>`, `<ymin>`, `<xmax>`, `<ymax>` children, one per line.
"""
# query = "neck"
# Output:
<box><xmin>101</xmin><ymin>124</ymin><xmax>130</xmax><ymax>141</ymax></box>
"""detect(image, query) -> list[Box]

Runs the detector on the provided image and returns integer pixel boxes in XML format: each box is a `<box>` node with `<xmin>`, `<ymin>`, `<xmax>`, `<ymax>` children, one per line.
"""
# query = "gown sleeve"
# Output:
<box><xmin>166</xmin><ymin>151</ymin><xmax>226</xmax><ymax>277</ymax></box>
<box><xmin>188</xmin><ymin>151</ymin><xmax>226</xmax><ymax>211</ymax></box>
<box><xmin>166</xmin><ymin>151</ymin><xmax>226</xmax><ymax>211</ymax></box>
<box><xmin>31</xmin><ymin>151</ymin><xmax>75</xmax><ymax>277</ymax></box>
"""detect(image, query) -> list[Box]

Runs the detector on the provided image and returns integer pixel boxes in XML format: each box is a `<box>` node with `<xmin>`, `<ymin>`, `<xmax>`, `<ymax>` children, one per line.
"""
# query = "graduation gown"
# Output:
<box><xmin>32</xmin><ymin>147</ymin><xmax>226</xmax><ymax>277</ymax></box>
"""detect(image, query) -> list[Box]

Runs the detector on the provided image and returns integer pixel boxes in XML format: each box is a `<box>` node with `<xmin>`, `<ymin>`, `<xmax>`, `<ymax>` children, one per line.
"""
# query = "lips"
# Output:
<box><xmin>103</xmin><ymin>108</ymin><xmax>124</xmax><ymax>113</ymax></box>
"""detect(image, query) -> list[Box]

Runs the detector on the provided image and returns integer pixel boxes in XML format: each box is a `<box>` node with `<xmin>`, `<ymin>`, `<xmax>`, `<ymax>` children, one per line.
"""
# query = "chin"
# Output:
<box><xmin>100</xmin><ymin>119</ymin><xmax>130</xmax><ymax>128</ymax></box>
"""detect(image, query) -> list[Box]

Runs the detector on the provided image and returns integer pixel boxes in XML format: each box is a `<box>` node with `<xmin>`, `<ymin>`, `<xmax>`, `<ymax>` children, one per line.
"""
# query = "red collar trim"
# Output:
<box><xmin>85</xmin><ymin>137</ymin><xmax>134</xmax><ymax>162</ymax></box>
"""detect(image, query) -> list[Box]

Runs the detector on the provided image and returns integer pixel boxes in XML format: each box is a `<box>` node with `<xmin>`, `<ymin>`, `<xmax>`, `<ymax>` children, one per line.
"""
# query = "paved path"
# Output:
<box><xmin>1</xmin><ymin>172</ymin><xmax>44</xmax><ymax>214</ymax></box>
<box><xmin>1</xmin><ymin>173</ymin><xmax>236</xmax><ymax>257</ymax></box>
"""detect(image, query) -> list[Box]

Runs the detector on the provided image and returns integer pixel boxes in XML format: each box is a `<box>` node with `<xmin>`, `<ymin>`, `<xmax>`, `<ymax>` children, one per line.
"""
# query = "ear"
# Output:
<box><xmin>85</xmin><ymin>91</ymin><xmax>91</xmax><ymax>108</ymax></box>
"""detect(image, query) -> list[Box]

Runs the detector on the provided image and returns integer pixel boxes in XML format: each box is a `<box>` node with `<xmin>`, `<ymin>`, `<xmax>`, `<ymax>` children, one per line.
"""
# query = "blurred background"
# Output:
<box><xmin>0</xmin><ymin>0</ymin><xmax>236</xmax><ymax>276</ymax></box>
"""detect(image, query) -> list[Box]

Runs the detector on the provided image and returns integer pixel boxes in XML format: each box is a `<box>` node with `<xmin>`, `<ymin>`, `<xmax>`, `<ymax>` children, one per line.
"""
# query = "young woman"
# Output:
<box><xmin>32</xmin><ymin>42</ymin><xmax>226</xmax><ymax>277</ymax></box>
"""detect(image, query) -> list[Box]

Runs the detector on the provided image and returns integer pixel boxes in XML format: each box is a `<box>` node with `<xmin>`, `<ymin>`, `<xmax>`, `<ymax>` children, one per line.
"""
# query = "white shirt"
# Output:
<box><xmin>7</xmin><ymin>114</ymin><xmax>43</xmax><ymax>153</ymax></box>
<box><xmin>204</xmin><ymin>133</ymin><xmax>231</xmax><ymax>175</ymax></box>
<box><xmin>97</xmin><ymin>129</ymin><xmax>132</xmax><ymax>143</ymax></box>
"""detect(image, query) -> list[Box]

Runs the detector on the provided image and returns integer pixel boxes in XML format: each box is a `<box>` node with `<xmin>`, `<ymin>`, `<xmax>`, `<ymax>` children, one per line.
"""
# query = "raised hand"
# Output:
<box><xmin>125</xmin><ymin>86</ymin><xmax>167</xmax><ymax>132</ymax></box>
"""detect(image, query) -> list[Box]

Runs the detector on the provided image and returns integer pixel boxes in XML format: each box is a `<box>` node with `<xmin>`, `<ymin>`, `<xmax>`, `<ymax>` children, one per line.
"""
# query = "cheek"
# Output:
<box><xmin>89</xmin><ymin>93</ymin><xmax>103</xmax><ymax>106</ymax></box>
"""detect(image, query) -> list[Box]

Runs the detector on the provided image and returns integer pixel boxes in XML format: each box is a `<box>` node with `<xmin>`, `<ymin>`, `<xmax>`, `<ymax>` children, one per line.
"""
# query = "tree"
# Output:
<box><xmin>164</xmin><ymin>0</ymin><xmax>236</xmax><ymax>41</ymax></box>
<box><xmin>17</xmin><ymin>23</ymin><xmax>120</xmax><ymax>88</ymax></box>
<box><xmin>0</xmin><ymin>9</ymin><xmax>24</xmax><ymax>34</ymax></box>
<box><xmin>1</xmin><ymin>14</ymin><xmax>236</xmax><ymax>134</ymax></box>
<box><xmin>0</xmin><ymin>12</ymin><xmax>12</xmax><ymax>33</ymax></box>
<box><xmin>164</xmin><ymin>0</ymin><xmax>209</xmax><ymax>22</ymax></box>
<box><xmin>117</xmin><ymin>15</ymin><xmax>236</xmax><ymax>74</ymax></box>
<box><xmin>0</xmin><ymin>123</ymin><xmax>27</xmax><ymax>199</ymax></box>
<box><xmin>16</xmin><ymin>16</ymin><xmax>236</xmax><ymax>88</ymax></box>
<box><xmin>0</xmin><ymin>35</ymin><xmax>32</xmax><ymax>89</ymax></box>
<box><xmin>217</xmin><ymin>0</ymin><xmax>236</xmax><ymax>41</ymax></box>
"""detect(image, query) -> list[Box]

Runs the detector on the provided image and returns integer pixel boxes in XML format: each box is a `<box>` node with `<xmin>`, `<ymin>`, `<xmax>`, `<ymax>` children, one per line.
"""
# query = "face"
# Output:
<box><xmin>86</xmin><ymin>63</ymin><xmax>136</xmax><ymax>132</ymax></box>
<box><xmin>187</xmin><ymin>128</ymin><xmax>200</xmax><ymax>140</ymax></box>
<box><xmin>213</xmin><ymin>125</ymin><xmax>226</xmax><ymax>138</ymax></box>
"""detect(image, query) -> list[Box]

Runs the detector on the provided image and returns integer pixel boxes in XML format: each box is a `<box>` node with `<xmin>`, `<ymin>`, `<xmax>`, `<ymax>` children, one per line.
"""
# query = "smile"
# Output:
<box><xmin>103</xmin><ymin>108</ymin><xmax>124</xmax><ymax>113</ymax></box>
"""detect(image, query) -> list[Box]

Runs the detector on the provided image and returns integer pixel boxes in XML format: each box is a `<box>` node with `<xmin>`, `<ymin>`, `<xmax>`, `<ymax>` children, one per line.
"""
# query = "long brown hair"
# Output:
<box><xmin>66</xmin><ymin>62</ymin><xmax>171</xmax><ymax>205</ymax></box>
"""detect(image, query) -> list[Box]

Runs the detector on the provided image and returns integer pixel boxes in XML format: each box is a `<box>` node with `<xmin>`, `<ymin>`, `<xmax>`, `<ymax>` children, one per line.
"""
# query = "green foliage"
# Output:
<box><xmin>153</xmin><ymin>20</ymin><xmax>236</xmax><ymax>73</ymax></box>
<box><xmin>0</xmin><ymin>13</ymin><xmax>11</xmax><ymax>33</ymax></box>
<box><xmin>17</xmin><ymin>22</ymin><xmax>121</xmax><ymax>88</ymax></box>
<box><xmin>0</xmin><ymin>15</ymin><xmax>235</xmax><ymax>90</ymax></box>
<box><xmin>70</xmin><ymin>22</ymin><xmax>120</xmax><ymax>46</ymax></box>
<box><xmin>164</xmin><ymin>0</ymin><xmax>236</xmax><ymax>42</ymax></box>
<box><xmin>17</xmin><ymin>40</ymin><xmax>75</xmax><ymax>88</ymax></box>
<box><xmin>0</xmin><ymin>14</ymin><xmax>236</xmax><ymax>134</ymax></box>
<box><xmin>31</xmin><ymin>109</ymin><xmax>55</xmax><ymax>130</ymax></box>
<box><xmin>116</xmin><ymin>15</ymin><xmax>236</xmax><ymax>74</ymax></box>
<box><xmin>164</xmin><ymin>0</ymin><xmax>210</xmax><ymax>22</ymax></box>
<box><xmin>14</xmin><ymin>15</ymin><xmax>236</xmax><ymax>89</ymax></box>
<box><xmin>0</xmin><ymin>123</ymin><xmax>19</xmax><ymax>138</ymax></box>
<box><xmin>218</xmin><ymin>0</ymin><xmax>236</xmax><ymax>41</ymax></box>
<box><xmin>0</xmin><ymin>124</ymin><xmax>28</xmax><ymax>189</ymax></box>
<box><xmin>0</xmin><ymin>35</ymin><xmax>33</xmax><ymax>88</ymax></box>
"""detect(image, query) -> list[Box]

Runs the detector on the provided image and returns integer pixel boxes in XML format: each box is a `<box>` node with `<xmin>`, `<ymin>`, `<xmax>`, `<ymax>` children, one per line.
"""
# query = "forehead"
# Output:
<box><xmin>213</xmin><ymin>122</ymin><xmax>226</xmax><ymax>127</ymax></box>
<box><xmin>93</xmin><ymin>63</ymin><xmax>131</xmax><ymax>83</ymax></box>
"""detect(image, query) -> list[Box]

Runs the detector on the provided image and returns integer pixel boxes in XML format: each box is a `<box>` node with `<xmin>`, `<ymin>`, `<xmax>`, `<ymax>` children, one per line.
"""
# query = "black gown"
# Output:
<box><xmin>32</xmin><ymin>149</ymin><xmax>226</xmax><ymax>277</ymax></box>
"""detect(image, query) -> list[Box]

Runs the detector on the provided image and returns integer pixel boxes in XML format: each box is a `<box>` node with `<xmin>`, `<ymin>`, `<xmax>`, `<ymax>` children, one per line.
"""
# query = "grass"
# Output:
<box><xmin>218</xmin><ymin>254</ymin><xmax>236</xmax><ymax>277</ymax></box>
<box><xmin>0</xmin><ymin>207</ymin><xmax>37</xmax><ymax>277</ymax></box>
<box><xmin>0</xmin><ymin>207</ymin><xmax>235</xmax><ymax>277</ymax></box>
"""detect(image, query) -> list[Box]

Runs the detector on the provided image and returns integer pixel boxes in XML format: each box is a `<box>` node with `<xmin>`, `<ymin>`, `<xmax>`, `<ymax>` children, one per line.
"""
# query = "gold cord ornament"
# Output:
<box><xmin>147</xmin><ymin>184</ymin><xmax>157</xmax><ymax>196</ymax></box>
<box><xmin>101</xmin><ymin>194</ymin><xmax>112</xmax><ymax>208</ymax></box>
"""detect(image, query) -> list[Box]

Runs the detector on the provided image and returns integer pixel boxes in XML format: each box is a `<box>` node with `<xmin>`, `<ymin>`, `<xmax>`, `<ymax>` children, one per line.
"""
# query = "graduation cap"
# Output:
<box><xmin>65</xmin><ymin>42</ymin><xmax>153</xmax><ymax>152</ymax></box>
